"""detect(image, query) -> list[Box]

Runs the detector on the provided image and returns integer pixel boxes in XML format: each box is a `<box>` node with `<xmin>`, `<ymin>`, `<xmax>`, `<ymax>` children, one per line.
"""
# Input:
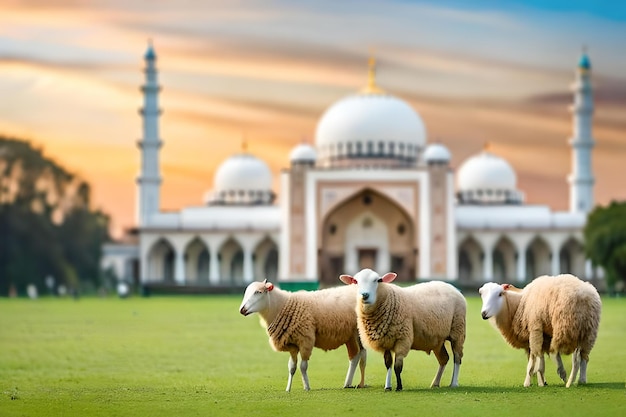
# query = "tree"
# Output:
<box><xmin>0</xmin><ymin>136</ymin><xmax>111</xmax><ymax>295</ymax></box>
<box><xmin>584</xmin><ymin>200</ymin><xmax>626</xmax><ymax>292</ymax></box>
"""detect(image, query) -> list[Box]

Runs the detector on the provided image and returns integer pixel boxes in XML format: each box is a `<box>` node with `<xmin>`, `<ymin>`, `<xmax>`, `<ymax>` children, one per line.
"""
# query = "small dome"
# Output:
<box><xmin>424</xmin><ymin>143</ymin><xmax>451</xmax><ymax>164</ymax></box>
<box><xmin>578</xmin><ymin>53</ymin><xmax>591</xmax><ymax>70</ymax></box>
<box><xmin>209</xmin><ymin>153</ymin><xmax>275</xmax><ymax>205</ymax></box>
<box><xmin>456</xmin><ymin>150</ymin><xmax>523</xmax><ymax>205</ymax></box>
<box><xmin>290</xmin><ymin>143</ymin><xmax>317</xmax><ymax>163</ymax></box>
<box><xmin>458</xmin><ymin>151</ymin><xmax>516</xmax><ymax>191</ymax></box>
<box><xmin>315</xmin><ymin>93</ymin><xmax>426</xmax><ymax>167</ymax></box>
<box><xmin>144</xmin><ymin>43</ymin><xmax>156</xmax><ymax>60</ymax></box>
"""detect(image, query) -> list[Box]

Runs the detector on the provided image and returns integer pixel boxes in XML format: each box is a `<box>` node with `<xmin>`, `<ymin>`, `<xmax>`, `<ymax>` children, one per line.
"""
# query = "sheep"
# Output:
<box><xmin>340</xmin><ymin>268</ymin><xmax>467</xmax><ymax>391</ymax></box>
<box><xmin>239</xmin><ymin>279</ymin><xmax>367</xmax><ymax>392</ymax></box>
<box><xmin>479</xmin><ymin>274</ymin><xmax>601</xmax><ymax>388</ymax></box>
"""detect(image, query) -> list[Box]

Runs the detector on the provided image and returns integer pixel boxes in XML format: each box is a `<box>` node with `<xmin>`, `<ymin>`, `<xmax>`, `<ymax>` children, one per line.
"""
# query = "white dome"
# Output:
<box><xmin>424</xmin><ymin>143</ymin><xmax>451</xmax><ymax>163</ymax></box>
<box><xmin>289</xmin><ymin>143</ymin><xmax>317</xmax><ymax>163</ymax></box>
<box><xmin>315</xmin><ymin>92</ymin><xmax>426</xmax><ymax>167</ymax></box>
<box><xmin>209</xmin><ymin>153</ymin><xmax>275</xmax><ymax>205</ymax></box>
<box><xmin>457</xmin><ymin>151</ymin><xmax>516</xmax><ymax>191</ymax></box>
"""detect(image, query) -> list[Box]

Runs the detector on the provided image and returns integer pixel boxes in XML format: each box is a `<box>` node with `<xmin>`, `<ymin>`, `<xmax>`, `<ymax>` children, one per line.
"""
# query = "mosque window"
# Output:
<box><xmin>356</xmin><ymin>142</ymin><xmax>363</xmax><ymax>155</ymax></box>
<box><xmin>389</xmin><ymin>142</ymin><xmax>395</xmax><ymax>156</ymax></box>
<box><xmin>347</xmin><ymin>143</ymin><xmax>353</xmax><ymax>155</ymax></box>
<box><xmin>391</xmin><ymin>256</ymin><xmax>404</xmax><ymax>272</ymax></box>
<box><xmin>329</xmin><ymin>224</ymin><xmax>337</xmax><ymax>235</ymax></box>
<box><xmin>363</xmin><ymin>194</ymin><xmax>372</xmax><ymax>205</ymax></box>
<box><xmin>378</xmin><ymin>141</ymin><xmax>384</xmax><ymax>154</ymax></box>
<box><xmin>367</xmin><ymin>141</ymin><xmax>374</xmax><ymax>155</ymax></box>
<box><xmin>397</xmin><ymin>223</ymin><xmax>406</xmax><ymax>235</ymax></box>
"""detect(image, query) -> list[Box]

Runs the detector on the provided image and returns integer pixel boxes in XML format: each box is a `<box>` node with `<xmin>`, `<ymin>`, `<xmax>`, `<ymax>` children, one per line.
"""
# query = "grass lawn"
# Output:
<box><xmin>0</xmin><ymin>294</ymin><xmax>624</xmax><ymax>417</ymax></box>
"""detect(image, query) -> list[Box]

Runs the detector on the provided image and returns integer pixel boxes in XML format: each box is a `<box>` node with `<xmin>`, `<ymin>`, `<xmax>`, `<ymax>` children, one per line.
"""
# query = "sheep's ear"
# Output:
<box><xmin>265</xmin><ymin>281</ymin><xmax>274</xmax><ymax>291</ymax></box>
<box><xmin>502</xmin><ymin>284</ymin><xmax>511</xmax><ymax>291</ymax></box>
<box><xmin>339</xmin><ymin>275</ymin><xmax>357</xmax><ymax>285</ymax></box>
<box><xmin>380</xmin><ymin>272</ymin><xmax>397</xmax><ymax>283</ymax></box>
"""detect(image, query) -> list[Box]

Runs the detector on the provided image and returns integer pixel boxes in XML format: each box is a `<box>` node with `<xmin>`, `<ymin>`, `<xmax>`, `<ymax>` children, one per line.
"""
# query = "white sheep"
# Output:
<box><xmin>239</xmin><ymin>279</ymin><xmax>367</xmax><ymax>391</ymax></box>
<box><xmin>479</xmin><ymin>274</ymin><xmax>601</xmax><ymax>387</ymax></box>
<box><xmin>340</xmin><ymin>268</ymin><xmax>467</xmax><ymax>391</ymax></box>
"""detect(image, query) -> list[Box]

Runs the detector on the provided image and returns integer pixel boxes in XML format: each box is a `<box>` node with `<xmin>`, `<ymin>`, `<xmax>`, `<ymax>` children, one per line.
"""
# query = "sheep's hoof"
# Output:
<box><xmin>396</xmin><ymin>387</ymin><xmax>403</xmax><ymax>392</ymax></box>
<box><xmin>384</xmin><ymin>387</ymin><xmax>392</xmax><ymax>391</ymax></box>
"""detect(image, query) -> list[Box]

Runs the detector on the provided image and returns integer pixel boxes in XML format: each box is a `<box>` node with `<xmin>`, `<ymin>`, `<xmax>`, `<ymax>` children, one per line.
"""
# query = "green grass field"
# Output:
<box><xmin>0</xmin><ymin>294</ymin><xmax>624</xmax><ymax>417</ymax></box>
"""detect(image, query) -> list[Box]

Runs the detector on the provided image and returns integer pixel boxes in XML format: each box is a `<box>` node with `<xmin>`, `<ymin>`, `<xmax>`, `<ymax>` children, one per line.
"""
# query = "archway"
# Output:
<box><xmin>458</xmin><ymin>236</ymin><xmax>483</xmax><ymax>283</ymax></box>
<box><xmin>559</xmin><ymin>237</ymin><xmax>586</xmax><ymax>278</ymax></box>
<box><xmin>254</xmin><ymin>237</ymin><xmax>279</xmax><ymax>281</ymax></box>
<box><xmin>319</xmin><ymin>188</ymin><xmax>415</xmax><ymax>286</ymax></box>
<box><xmin>526</xmin><ymin>236</ymin><xmax>551</xmax><ymax>280</ymax></box>
<box><xmin>493</xmin><ymin>236</ymin><xmax>516</xmax><ymax>281</ymax></box>
<box><xmin>147</xmin><ymin>238</ymin><xmax>175</xmax><ymax>282</ymax></box>
<box><xmin>184</xmin><ymin>237</ymin><xmax>210</xmax><ymax>284</ymax></box>
<box><xmin>219</xmin><ymin>238</ymin><xmax>244</xmax><ymax>285</ymax></box>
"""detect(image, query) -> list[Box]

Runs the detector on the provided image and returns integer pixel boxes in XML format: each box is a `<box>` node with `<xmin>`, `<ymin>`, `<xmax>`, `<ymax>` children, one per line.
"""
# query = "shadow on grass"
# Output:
<box><xmin>326</xmin><ymin>381</ymin><xmax>625</xmax><ymax>393</ymax></box>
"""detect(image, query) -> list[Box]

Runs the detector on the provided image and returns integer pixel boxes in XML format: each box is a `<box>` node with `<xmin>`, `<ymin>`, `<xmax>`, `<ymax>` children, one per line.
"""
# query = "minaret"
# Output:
<box><xmin>568</xmin><ymin>49</ymin><xmax>595</xmax><ymax>213</ymax></box>
<box><xmin>136</xmin><ymin>41</ymin><xmax>162</xmax><ymax>226</ymax></box>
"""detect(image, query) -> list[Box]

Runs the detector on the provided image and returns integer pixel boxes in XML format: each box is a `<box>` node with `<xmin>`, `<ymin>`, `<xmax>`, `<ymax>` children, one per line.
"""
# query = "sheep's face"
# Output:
<box><xmin>478</xmin><ymin>282</ymin><xmax>507</xmax><ymax>320</ymax></box>
<box><xmin>239</xmin><ymin>280</ymin><xmax>274</xmax><ymax>316</ymax></box>
<box><xmin>340</xmin><ymin>268</ymin><xmax>397</xmax><ymax>305</ymax></box>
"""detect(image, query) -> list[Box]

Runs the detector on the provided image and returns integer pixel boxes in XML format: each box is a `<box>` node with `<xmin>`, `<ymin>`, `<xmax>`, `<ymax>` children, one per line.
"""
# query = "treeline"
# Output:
<box><xmin>0</xmin><ymin>136</ymin><xmax>110</xmax><ymax>296</ymax></box>
<box><xmin>585</xmin><ymin>200</ymin><xmax>626</xmax><ymax>292</ymax></box>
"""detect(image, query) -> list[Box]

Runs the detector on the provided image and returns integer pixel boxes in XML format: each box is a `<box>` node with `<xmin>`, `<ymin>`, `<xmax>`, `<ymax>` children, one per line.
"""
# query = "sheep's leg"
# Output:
<box><xmin>300</xmin><ymin>359</ymin><xmax>310</xmax><ymax>391</ymax></box>
<box><xmin>551</xmin><ymin>353</ymin><xmax>566</xmax><ymax>383</ymax></box>
<box><xmin>384</xmin><ymin>350</ymin><xmax>393</xmax><ymax>391</ymax></box>
<box><xmin>343</xmin><ymin>342</ymin><xmax>360</xmax><ymax>388</ymax></box>
<box><xmin>393</xmin><ymin>354</ymin><xmax>405</xmax><ymax>392</ymax></box>
<box><xmin>526</xmin><ymin>329</ymin><xmax>544</xmax><ymax>387</ymax></box>
<box><xmin>450</xmin><ymin>341</ymin><xmax>462</xmax><ymax>388</ymax></box>
<box><xmin>566</xmin><ymin>347</ymin><xmax>581</xmax><ymax>388</ymax></box>
<box><xmin>343</xmin><ymin>354</ymin><xmax>360</xmax><ymax>388</ymax></box>
<box><xmin>524</xmin><ymin>355</ymin><xmax>533</xmax><ymax>387</ymax></box>
<box><xmin>536</xmin><ymin>354</ymin><xmax>546</xmax><ymax>386</ymax></box>
<box><xmin>431</xmin><ymin>344</ymin><xmax>449</xmax><ymax>388</ymax></box>
<box><xmin>286</xmin><ymin>352</ymin><xmax>298</xmax><ymax>392</ymax></box>
<box><xmin>358</xmin><ymin>348</ymin><xmax>367</xmax><ymax>388</ymax></box>
<box><xmin>578</xmin><ymin>358</ymin><xmax>588</xmax><ymax>385</ymax></box>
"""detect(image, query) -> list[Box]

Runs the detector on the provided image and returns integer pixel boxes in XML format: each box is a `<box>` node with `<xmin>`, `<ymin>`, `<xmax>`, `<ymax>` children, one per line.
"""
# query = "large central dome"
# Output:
<box><xmin>315</xmin><ymin>60</ymin><xmax>427</xmax><ymax>168</ymax></box>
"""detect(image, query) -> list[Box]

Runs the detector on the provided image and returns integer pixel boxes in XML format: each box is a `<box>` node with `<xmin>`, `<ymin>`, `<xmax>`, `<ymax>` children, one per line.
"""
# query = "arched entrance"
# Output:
<box><xmin>560</xmin><ymin>237</ymin><xmax>585</xmax><ymax>278</ymax></box>
<box><xmin>184</xmin><ymin>237</ymin><xmax>209</xmax><ymax>284</ymax></box>
<box><xmin>318</xmin><ymin>188</ymin><xmax>415</xmax><ymax>286</ymax></box>
<box><xmin>526</xmin><ymin>236</ymin><xmax>551</xmax><ymax>280</ymax></box>
<box><xmin>147</xmin><ymin>238</ymin><xmax>175</xmax><ymax>282</ymax></box>
<box><xmin>219</xmin><ymin>238</ymin><xmax>244</xmax><ymax>285</ymax></box>
<box><xmin>458</xmin><ymin>236</ymin><xmax>483</xmax><ymax>283</ymax></box>
<box><xmin>254</xmin><ymin>237</ymin><xmax>279</xmax><ymax>281</ymax></box>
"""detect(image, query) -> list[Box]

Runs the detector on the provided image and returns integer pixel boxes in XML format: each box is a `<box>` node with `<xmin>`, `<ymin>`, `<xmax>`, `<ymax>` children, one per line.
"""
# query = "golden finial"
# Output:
<box><xmin>241</xmin><ymin>132</ymin><xmax>248</xmax><ymax>153</ymax></box>
<box><xmin>361</xmin><ymin>51</ymin><xmax>385</xmax><ymax>94</ymax></box>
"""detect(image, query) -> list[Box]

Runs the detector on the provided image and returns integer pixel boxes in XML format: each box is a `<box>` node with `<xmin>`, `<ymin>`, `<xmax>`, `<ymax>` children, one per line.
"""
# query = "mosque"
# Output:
<box><xmin>102</xmin><ymin>44</ymin><xmax>597</xmax><ymax>291</ymax></box>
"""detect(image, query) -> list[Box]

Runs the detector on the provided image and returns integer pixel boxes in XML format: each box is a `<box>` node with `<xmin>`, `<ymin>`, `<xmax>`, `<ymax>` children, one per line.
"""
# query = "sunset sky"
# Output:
<box><xmin>1</xmin><ymin>0</ymin><xmax>625</xmax><ymax>238</ymax></box>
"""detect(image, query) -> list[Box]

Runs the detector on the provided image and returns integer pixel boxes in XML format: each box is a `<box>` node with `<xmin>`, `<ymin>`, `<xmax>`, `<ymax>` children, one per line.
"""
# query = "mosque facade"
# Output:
<box><xmin>102</xmin><ymin>45</ymin><xmax>597</xmax><ymax>290</ymax></box>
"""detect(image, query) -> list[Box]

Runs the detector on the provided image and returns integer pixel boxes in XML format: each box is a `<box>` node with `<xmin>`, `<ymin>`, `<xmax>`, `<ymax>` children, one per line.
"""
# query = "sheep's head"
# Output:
<box><xmin>478</xmin><ymin>282</ymin><xmax>515</xmax><ymax>320</ymax></box>
<box><xmin>339</xmin><ymin>268</ymin><xmax>397</xmax><ymax>305</ymax></box>
<box><xmin>239</xmin><ymin>279</ymin><xmax>274</xmax><ymax>316</ymax></box>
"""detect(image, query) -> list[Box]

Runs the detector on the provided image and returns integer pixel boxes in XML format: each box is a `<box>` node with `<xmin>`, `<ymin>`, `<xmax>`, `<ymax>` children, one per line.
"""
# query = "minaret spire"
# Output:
<box><xmin>568</xmin><ymin>48</ymin><xmax>595</xmax><ymax>213</ymax></box>
<box><xmin>136</xmin><ymin>40</ymin><xmax>163</xmax><ymax>226</ymax></box>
